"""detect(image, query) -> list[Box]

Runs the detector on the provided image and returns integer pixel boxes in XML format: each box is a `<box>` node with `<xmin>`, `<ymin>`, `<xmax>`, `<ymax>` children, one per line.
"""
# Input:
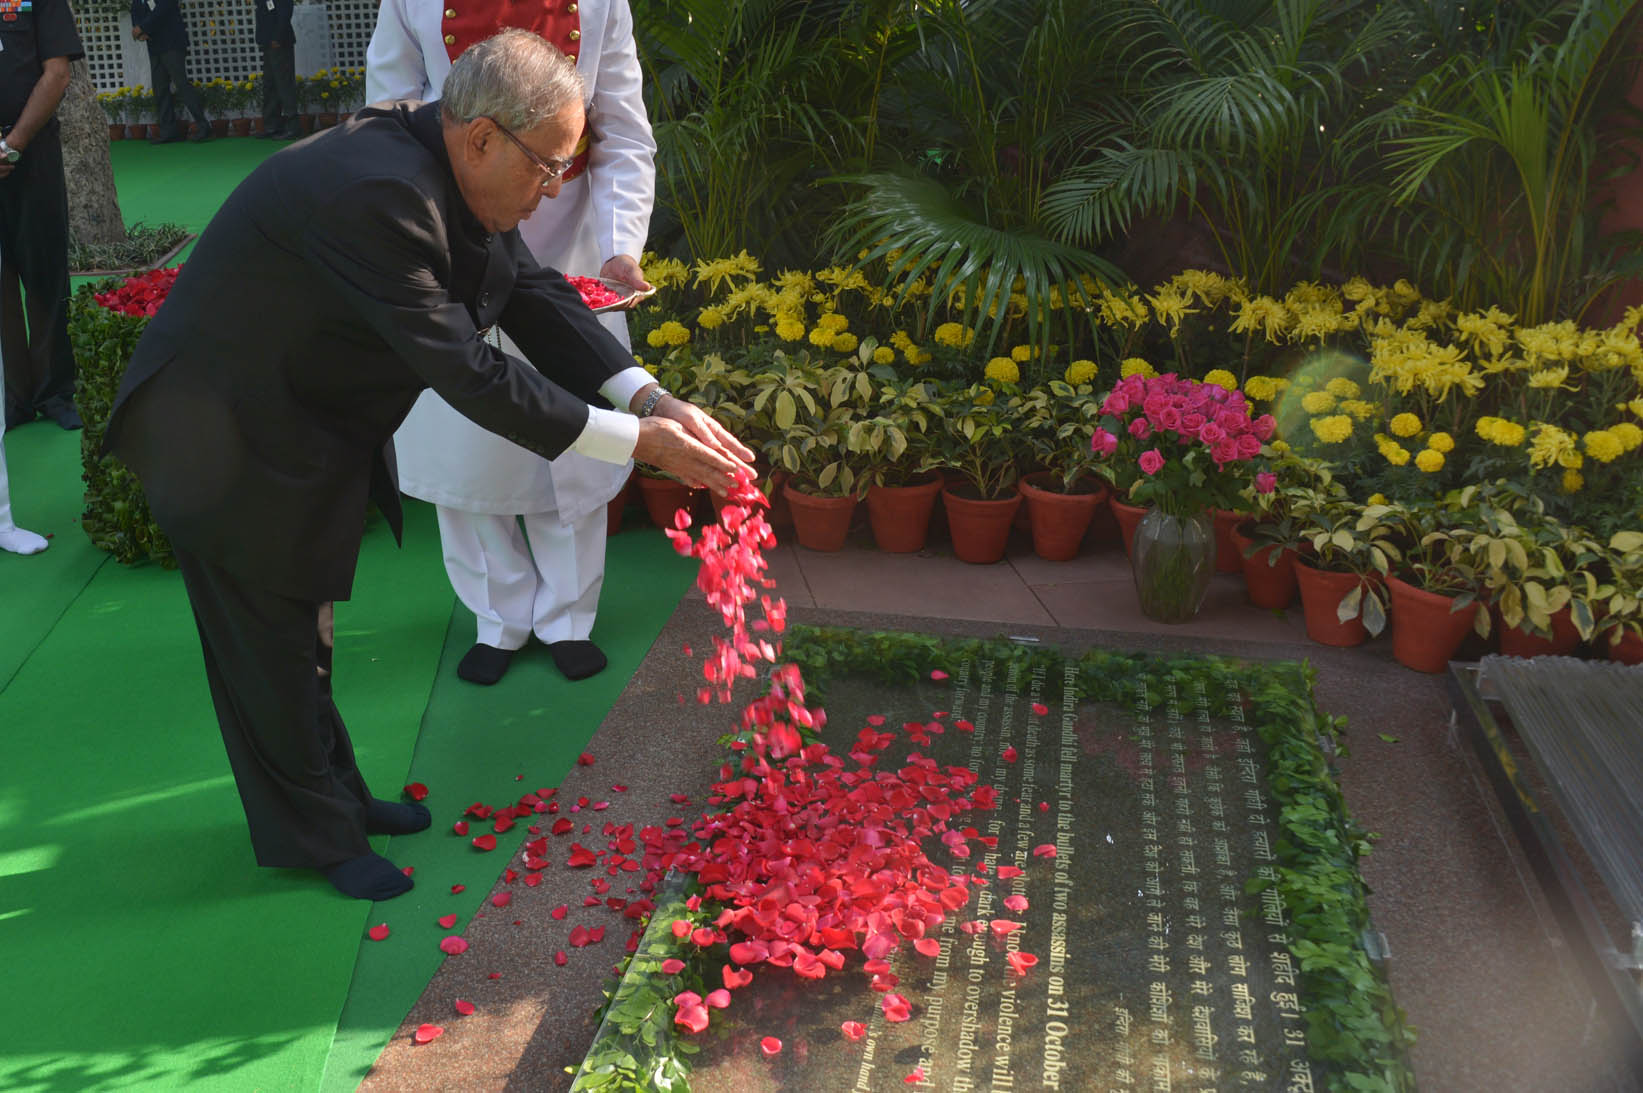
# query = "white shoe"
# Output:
<box><xmin>0</xmin><ymin>525</ymin><xmax>49</xmax><ymax>555</ymax></box>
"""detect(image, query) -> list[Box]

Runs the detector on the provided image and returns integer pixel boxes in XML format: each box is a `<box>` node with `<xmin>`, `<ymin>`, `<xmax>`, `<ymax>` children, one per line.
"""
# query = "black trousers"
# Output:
<box><xmin>0</xmin><ymin>125</ymin><xmax>75</xmax><ymax>425</ymax></box>
<box><xmin>260</xmin><ymin>43</ymin><xmax>299</xmax><ymax>131</ymax></box>
<box><xmin>148</xmin><ymin>47</ymin><xmax>209</xmax><ymax>134</ymax></box>
<box><xmin>174</xmin><ymin>547</ymin><xmax>375</xmax><ymax>869</ymax></box>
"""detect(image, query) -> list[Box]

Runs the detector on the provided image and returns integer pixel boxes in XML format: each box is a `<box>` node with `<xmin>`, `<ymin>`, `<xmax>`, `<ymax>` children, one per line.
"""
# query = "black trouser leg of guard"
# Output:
<box><xmin>0</xmin><ymin>127</ymin><xmax>75</xmax><ymax>420</ymax></box>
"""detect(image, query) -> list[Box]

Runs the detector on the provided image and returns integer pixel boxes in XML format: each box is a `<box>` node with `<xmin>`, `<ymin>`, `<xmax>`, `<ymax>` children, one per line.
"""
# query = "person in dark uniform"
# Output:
<box><xmin>129</xmin><ymin>0</ymin><xmax>212</xmax><ymax>143</ymax></box>
<box><xmin>102</xmin><ymin>30</ymin><xmax>753</xmax><ymax>901</ymax></box>
<box><xmin>0</xmin><ymin>0</ymin><xmax>82</xmax><ymax>431</ymax></box>
<box><xmin>253</xmin><ymin>0</ymin><xmax>298</xmax><ymax>140</ymax></box>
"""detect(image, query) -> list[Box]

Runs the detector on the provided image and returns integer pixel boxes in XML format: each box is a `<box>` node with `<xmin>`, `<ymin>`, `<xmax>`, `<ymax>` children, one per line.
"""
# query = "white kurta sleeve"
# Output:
<box><xmin>585</xmin><ymin>0</ymin><xmax>657</xmax><ymax>264</ymax></box>
<box><xmin>366</xmin><ymin>0</ymin><xmax>436</xmax><ymax>103</ymax></box>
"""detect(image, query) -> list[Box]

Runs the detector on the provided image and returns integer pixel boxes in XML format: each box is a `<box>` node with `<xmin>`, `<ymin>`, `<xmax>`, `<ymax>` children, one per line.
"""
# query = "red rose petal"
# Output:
<box><xmin>1002</xmin><ymin>746</ymin><xmax>1018</xmax><ymax>762</ymax></box>
<box><xmin>403</xmin><ymin>782</ymin><xmax>429</xmax><ymax>801</ymax></box>
<box><xmin>704</xmin><ymin>988</ymin><xmax>731</xmax><ymax>1008</ymax></box>
<box><xmin>412</xmin><ymin>1023</ymin><xmax>444</xmax><ymax>1044</ymax></box>
<box><xmin>929</xmin><ymin>669</ymin><xmax>949</xmax><ymax>680</ymax></box>
<box><xmin>996</xmin><ymin>865</ymin><xmax>1024</xmax><ymax>879</ymax></box>
<box><xmin>1007</xmin><ymin>951</ymin><xmax>1039</xmax><ymax>975</ymax></box>
<box><xmin>439</xmin><ymin>936</ymin><xmax>469</xmax><ymax>955</ymax></box>
<box><xmin>450</xmin><ymin>884</ymin><xmax>467</xmax><ymax>894</ymax></box>
<box><xmin>913</xmin><ymin>937</ymin><xmax>940</xmax><ymax>958</ymax></box>
<box><xmin>454</xmin><ymin>999</ymin><xmax>476</xmax><ymax>1016</ymax></box>
<box><xmin>1031</xmin><ymin>702</ymin><xmax>1049</xmax><ymax>716</ymax></box>
<box><xmin>438</xmin><ymin>913</ymin><xmax>458</xmax><ymax>929</ymax></box>
<box><xmin>723</xmin><ymin>965</ymin><xmax>752</xmax><ymax>989</ymax></box>
<box><xmin>841</xmin><ymin>1020</ymin><xmax>866</xmax><ymax>1041</ymax></box>
<box><xmin>1033</xmin><ymin>843</ymin><xmax>1057</xmax><ymax>858</ymax></box>
<box><xmin>989</xmin><ymin>919</ymin><xmax>1023</xmax><ymax>937</ymax></box>
<box><xmin>1003</xmin><ymin>895</ymin><xmax>1029</xmax><ymax>912</ymax></box>
<box><xmin>554</xmin><ymin>950</ymin><xmax>568</xmax><ymax>966</ymax></box>
<box><xmin>471</xmin><ymin>834</ymin><xmax>497</xmax><ymax>852</ymax></box>
<box><xmin>551</xmin><ymin>904</ymin><xmax>569</xmax><ymax>920</ymax></box>
<box><xmin>905</xmin><ymin>1067</ymin><xmax>926</xmax><ymax>1083</ymax></box>
<box><xmin>491</xmin><ymin>892</ymin><xmax>512</xmax><ymax>908</ymax></box>
<box><xmin>577</xmin><ymin>752</ymin><xmax>595</xmax><ymax>766</ymax></box>
<box><xmin>882</xmin><ymin>993</ymin><xmax>912</xmax><ymax>1022</ymax></box>
<box><xmin>367</xmin><ymin>924</ymin><xmax>390</xmax><ymax>941</ymax></box>
<box><xmin>661</xmin><ymin>958</ymin><xmax>686</xmax><ymax>974</ymax></box>
<box><xmin>760</xmin><ymin>1036</ymin><xmax>783</xmax><ymax>1056</ymax></box>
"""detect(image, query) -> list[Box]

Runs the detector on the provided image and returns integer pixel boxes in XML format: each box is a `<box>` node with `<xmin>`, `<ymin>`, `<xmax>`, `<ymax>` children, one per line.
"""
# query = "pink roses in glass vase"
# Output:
<box><xmin>1090</xmin><ymin>373</ymin><xmax>1277</xmax><ymax>621</ymax></box>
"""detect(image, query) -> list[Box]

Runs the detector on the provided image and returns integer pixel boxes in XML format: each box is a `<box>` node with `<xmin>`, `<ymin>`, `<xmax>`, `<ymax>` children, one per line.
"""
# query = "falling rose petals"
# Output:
<box><xmin>882</xmin><ymin>993</ymin><xmax>912</xmax><ymax>1022</ymax></box>
<box><xmin>1033</xmin><ymin>843</ymin><xmax>1057</xmax><ymax>858</ymax></box>
<box><xmin>929</xmin><ymin>669</ymin><xmax>949</xmax><ymax>681</ymax></box>
<box><xmin>841</xmin><ymin>1020</ymin><xmax>866</xmax><ymax>1042</ymax></box>
<box><xmin>670</xmin><ymin>920</ymin><xmax>692</xmax><ymax>939</ymax></box>
<box><xmin>660</xmin><ymin>959</ymin><xmax>686</xmax><ymax>975</ymax></box>
<box><xmin>1031</xmin><ymin>702</ymin><xmax>1049</xmax><ymax>716</ymax></box>
<box><xmin>1002</xmin><ymin>746</ymin><xmax>1018</xmax><ymax>763</ymax></box>
<box><xmin>412</xmin><ymin>1024</ymin><xmax>444</xmax><ymax>1045</ymax></box>
<box><xmin>491</xmin><ymin>892</ymin><xmax>512</xmax><ymax>908</ymax></box>
<box><xmin>1003</xmin><ymin>895</ymin><xmax>1030</xmax><ymax>912</ymax></box>
<box><xmin>675</xmin><ymin>996</ymin><xmax>710</xmax><ymax>1034</ymax></box>
<box><xmin>437</xmin><ymin>913</ymin><xmax>459</xmax><ymax>929</ymax></box>
<box><xmin>996</xmin><ymin>865</ymin><xmax>1024</xmax><ymax>880</ymax></box>
<box><xmin>439</xmin><ymin>936</ymin><xmax>469</xmax><ymax>955</ymax></box>
<box><xmin>760</xmin><ymin>1036</ymin><xmax>783</xmax><ymax>1057</ymax></box>
<box><xmin>955</xmin><ymin>719</ymin><xmax>975</xmax><ymax>732</ymax></box>
<box><xmin>1006</xmin><ymin>951</ymin><xmax>1039</xmax><ymax>975</ymax></box>
<box><xmin>669</xmin><ymin>793</ymin><xmax>691</xmax><ymax>804</ymax></box>
<box><xmin>452</xmin><ymin>820</ymin><xmax>470</xmax><ymax>836</ymax></box>
<box><xmin>551</xmin><ymin>904</ymin><xmax>568</xmax><ymax>920</ymax></box>
<box><xmin>704</xmin><ymin>989</ymin><xmax>732</xmax><ymax>1009</ymax></box>
<box><xmin>959</xmin><ymin>920</ymin><xmax>986</xmax><ymax>935</ymax></box>
<box><xmin>569</xmin><ymin>925</ymin><xmax>591</xmax><ymax>947</ymax></box>
<box><xmin>367</xmin><ymin>924</ymin><xmax>390</xmax><ymax>941</ymax></box>
<box><xmin>471</xmin><ymin>834</ymin><xmax>497</xmax><ymax>852</ymax></box>
<box><xmin>453</xmin><ymin>999</ymin><xmax>476</xmax><ymax>1016</ymax></box>
<box><xmin>989</xmin><ymin>919</ymin><xmax>1023</xmax><ymax>938</ymax></box>
<box><xmin>403</xmin><ymin>782</ymin><xmax>429</xmax><ymax>801</ymax></box>
<box><xmin>913</xmin><ymin>938</ymin><xmax>940</xmax><ymax>958</ymax></box>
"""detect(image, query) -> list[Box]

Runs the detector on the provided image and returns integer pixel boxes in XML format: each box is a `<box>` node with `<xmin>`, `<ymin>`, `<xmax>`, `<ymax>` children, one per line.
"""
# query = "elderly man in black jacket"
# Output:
<box><xmin>105</xmin><ymin>29</ymin><xmax>752</xmax><ymax>901</ymax></box>
<box><xmin>253</xmin><ymin>0</ymin><xmax>298</xmax><ymax>140</ymax></box>
<box><xmin>129</xmin><ymin>0</ymin><xmax>212</xmax><ymax>143</ymax></box>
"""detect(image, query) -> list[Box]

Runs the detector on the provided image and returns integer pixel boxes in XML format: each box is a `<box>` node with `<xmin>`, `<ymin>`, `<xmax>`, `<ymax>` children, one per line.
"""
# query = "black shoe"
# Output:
<box><xmin>188</xmin><ymin>126</ymin><xmax>212</xmax><ymax>143</ymax></box>
<box><xmin>457</xmin><ymin>643</ymin><xmax>513</xmax><ymax>685</ymax></box>
<box><xmin>148</xmin><ymin>128</ymin><xmax>184</xmax><ymax>145</ymax></box>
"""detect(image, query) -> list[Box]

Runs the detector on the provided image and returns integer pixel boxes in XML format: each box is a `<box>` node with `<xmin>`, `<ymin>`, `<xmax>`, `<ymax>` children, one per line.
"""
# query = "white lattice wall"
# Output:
<box><xmin>77</xmin><ymin>0</ymin><xmax>379</xmax><ymax>92</ymax></box>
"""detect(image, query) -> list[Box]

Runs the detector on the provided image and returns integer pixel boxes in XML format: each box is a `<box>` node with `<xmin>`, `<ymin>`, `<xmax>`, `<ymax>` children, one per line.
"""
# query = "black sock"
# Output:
<box><xmin>365</xmin><ymin>798</ymin><xmax>431</xmax><ymax>836</ymax></box>
<box><xmin>457</xmin><ymin>643</ymin><xmax>513</xmax><ymax>685</ymax></box>
<box><xmin>548</xmin><ymin>639</ymin><xmax>607</xmax><ymax>681</ymax></box>
<box><xmin>323</xmin><ymin>853</ymin><xmax>413</xmax><ymax>901</ymax></box>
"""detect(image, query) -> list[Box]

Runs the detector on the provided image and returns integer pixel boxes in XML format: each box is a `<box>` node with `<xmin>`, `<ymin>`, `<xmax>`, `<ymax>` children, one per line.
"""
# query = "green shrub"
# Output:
<box><xmin>70</xmin><ymin>282</ymin><xmax>174</xmax><ymax>568</ymax></box>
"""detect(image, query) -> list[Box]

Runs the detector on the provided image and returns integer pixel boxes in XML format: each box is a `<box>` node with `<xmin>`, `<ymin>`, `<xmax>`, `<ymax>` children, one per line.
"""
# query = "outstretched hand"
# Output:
<box><xmin>632</xmin><ymin>395</ymin><xmax>755</xmax><ymax>497</ymax></box>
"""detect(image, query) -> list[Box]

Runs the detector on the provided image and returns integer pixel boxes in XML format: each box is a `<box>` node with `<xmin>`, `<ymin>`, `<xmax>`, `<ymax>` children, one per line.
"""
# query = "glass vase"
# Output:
<box><xmin>1131</xmin><ymin>508</ymin><xmax>1215</xmax><ymax>623</ymax></box>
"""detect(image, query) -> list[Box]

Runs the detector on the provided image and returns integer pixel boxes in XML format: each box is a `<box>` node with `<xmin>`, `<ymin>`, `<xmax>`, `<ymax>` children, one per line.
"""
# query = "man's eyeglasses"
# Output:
<box><xmin>482</xmin><ymin>115</ymin><xmax>575</xmax><ymax>190</ymax></box>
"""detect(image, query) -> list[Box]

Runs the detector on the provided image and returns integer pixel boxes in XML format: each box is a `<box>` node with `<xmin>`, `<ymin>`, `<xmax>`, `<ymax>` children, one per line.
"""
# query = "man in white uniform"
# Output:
<box><xmin>0</xmin><ymin>259</ymin><xmax>49</xmax><ymax>556</ymax></box>
<box><xmin>366</xmin><ymin>1</ymin><xmax>654</xmax><ymax>684</ymax></box>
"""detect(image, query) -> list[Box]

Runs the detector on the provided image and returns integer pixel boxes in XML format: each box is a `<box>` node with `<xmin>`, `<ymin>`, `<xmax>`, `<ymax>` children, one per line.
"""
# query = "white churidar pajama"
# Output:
<box><xmin>366</xmin><ymin>0</ymin><xmax>655</xmax><ymax>650</ymax></box>
<box><xmin>0</xmin><ymin>255</ymin><xmax>48</xmax><ymax>556</ymax></box>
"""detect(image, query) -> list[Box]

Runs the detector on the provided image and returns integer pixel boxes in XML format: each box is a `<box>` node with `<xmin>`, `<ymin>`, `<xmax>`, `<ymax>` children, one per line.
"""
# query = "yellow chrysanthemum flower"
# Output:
<box><xmin>1611</xmin><ymin>422</ymin><xmax>1643</xmax><ymax>452</ymax></box>
<box><xmin>775</xmin><ymin>318</ymin><xmax>806</xmax><ymax>342</ymax></box>
<box><xmin>1065</xmin><ymin>359</ymin><xmax>1097</xmax><ymax>385</ymax></box>
<box><xmin>1583</xmin><ymin>429</ymin><xmax>1625</xmax><ymax>463</ymax></box>
<box><xmin>693</xmin><ymin>251</ymin><xmax>762</xmax><ymax>293</ymax></box>
<box><xmin>1415</xmin><ymin>448</ymin><xmax>1445</xmax><ymax>472</ymax></box>
<box><xmin>1309</xmin><ymin>415</ymin><xmax>1353</xmax><ymax>444</ymax></box>
<box><xmin>808</xmin><ymin>327</ymin><xmax>838</xmax><ymax>349</ymax></box>
<box><xmin>1427</xmin><ymin>431</ymin><xmax>1455</xmax><ymax>453</ymax></box>
<box><xmin>975</xmin><ymin>388</ymin><xmax>996</xmax><ymax>406</ymax></box>
<box><xmin>1120</xmin><ymin>358</ymin><xmax>1156</xmax><ymax>379</ymax></box>
<box><xmin>1528</xmin><ymin>423</ymin><xmax>1577</xmax><ymax>470</ymax></box>
<box><xmin>1202</xmin><ymin>368</ymin><xmax>1237</xmax><ymax>391</ymax></box>
<box><xmin>1561</xmin><ymin>469</ymin><xmax>1584</xmax><ymax>493</ymax></box>
<box><xmin>1243</xmin><ymin>375</ymin><xmax>1280</xmax><ymax>400</ymax></box>
<box><xmin>833</xmin><ymin>332</ymin><xmax>859</xmax><ymax>353</ymax></box>
<box><xmin>1527</xmin><ymin>365</ymin><xmax>1572</xmax><ymax>390</ymax></box>
<box><xmin>1389</xmin><ymin>412</ymin><xmax>1422</xmax><ymax>438</ymax></box>
<box><xmin>696</xmin><ymin>306</ymin><xmax>726</xmax><ymax>330</ymax></box>
<box><xmin>1324</xmin><ymin>377</ymin><xmax>1361</xmax><ymax>399</ymax></box>
<box><xmin>889</xmin><ymin>330</ymin><xmax>914</xmax><ymax>351</ymax></box>
<box><xmin>641</xmin><ymin>256</ymin><xmax>690</xmax><ymax>289</ymax></box>
<box><xmin>984</xmin><ymin>357</ymin><xmax>1020</xmax><ymax>384</ymax></box>
<box><xmin>1340</xmin><ymin>399</ymin><xmax>1377</xmax><ymax>420</ymax></box>
<box><xmin>1300</xmin><ymin>391</ymin><xmax>1337</xmax><ymax>414</ymax></box>
<box><xmin>872</xmin><ymin>346</ymin><xmax>895</xmax><ymax>365</ymax></box>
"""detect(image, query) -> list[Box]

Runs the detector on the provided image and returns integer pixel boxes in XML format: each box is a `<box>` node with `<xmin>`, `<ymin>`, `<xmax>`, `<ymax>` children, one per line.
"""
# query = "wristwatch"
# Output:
<box><xmin>638</xmin><ymin>386</ymin><xmax>670</xmax><ymax>418</ymax></box>
<box><xmin>0</xmin><ymin>140</ymin><xmax>20</xmax><ymax>165</ymax></box>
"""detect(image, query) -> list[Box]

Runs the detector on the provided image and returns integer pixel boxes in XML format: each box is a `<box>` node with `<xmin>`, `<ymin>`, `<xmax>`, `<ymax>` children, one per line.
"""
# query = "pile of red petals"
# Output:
<box><xmin>93</xmin><ymin>266</ymin><xmax>182</xmax><ymax>317</ymax></box>
<box><xmin>566</xmin><ymin>274</ymin><xmax>625</xmax><ymax>310</ymax></box>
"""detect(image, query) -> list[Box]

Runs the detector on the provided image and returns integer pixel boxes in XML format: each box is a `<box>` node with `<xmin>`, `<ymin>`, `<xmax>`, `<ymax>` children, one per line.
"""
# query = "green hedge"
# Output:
<box><xmin>70</xmin><ymin>282</ymin><xmax>174</xmax><ymax>568</ymax></box>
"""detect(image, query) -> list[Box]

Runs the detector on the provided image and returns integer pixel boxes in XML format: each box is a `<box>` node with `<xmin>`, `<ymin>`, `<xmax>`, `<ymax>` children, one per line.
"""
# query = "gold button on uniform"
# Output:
<box><xmin>443</xmin><ymin>7</ymin><xmax>455</xmax><ymax>16</ymax></box>
<box><xmin>444</xmin><ymin>33</ymin><xmax>455</xmax><ymax>44</ymax></box>
<box><xmin>566</xmin><ymin>53</ymin><xmax>577</xmax><ymax>61</ymax></box>
<box><xmin>567</xmin><ymin>2</ymin><xmax>577</xmax><ymax>10</ymax></box>
<box><xmin>568</xmin><ymin>29</ymin><xmax>580</xmax><ymax>40</ymax></box>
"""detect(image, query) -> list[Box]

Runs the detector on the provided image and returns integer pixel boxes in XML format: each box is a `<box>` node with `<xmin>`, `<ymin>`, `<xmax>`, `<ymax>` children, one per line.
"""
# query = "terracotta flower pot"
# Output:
<box><xmin>109</xmin><ymin>123</ymin><xmax>125</xmax><ymax>141</ymax></box>
<box><xmin>763</xmin><ymin>469</ymin><xmax>793</xmax><ymax>531</ymax></box>
<box><xmin>126</xmin><ymin>124</ymin><xmax>147</xmax><ymax>140</ymax></box>
<box><xmin>605</xmin><ymin>474</ymin><xmax>631</xmax><ymax>537</ymax></box>
<box><xmin>866</xmin><ymin>472</ymin><xmax>943</xmax><ymax>553</ymax></box>
<box><xmin>210</xmin><ymin>119</ymin><xmax>229</xmax><ymax>137</ymax></box>
<box><xmin>1293</xmin><ymin>560</ymin><xmax>1373</xmax><ymax>647</ymax></box>
<box><xmin>782</xmin><ymin>482</ymin><xmax>857</xmax><ymax>552</ymax></box>
<box><xmin>1603</xmin><ymin>626</ymin><xmax>1643</xmax><ymax>665</ymax></box>
<box><xmin>635</xmin><ymin>473</ymin><xmax>695</xmax><ymax>530</ymax></box>
<box><xmin>1230</xmin><ymin>520</ymin><xmax>1297</xmax><ymax>610</ymax></box>
<box><xmin>1018</xmin><ymin>471</ymin><xmax>1108</xmax><ymax>561</ymax></box>
<box><xmin>1109</xmin><ymin>495</ymin><xmax>1150</xmax><ymax>559</ymax></box>
<box><xmin>1494</xmin><ymin>604</ymin><xmax>1582</xmax><ymax>659</ymax></box>
<box><xmin>941</xmin><ymin>487</ymin><xmax>1021</xmax><ymax>565</ymax></box>
<box><xmin>297</xmin><ymin>115</ymin><xmax>315</xmax><ymax>134</ymax></box>
<box><xmin>1212</xmin><ymin>509</ymin><xmax>1247</xmax><ymax>573</ymax></box>
<box><xmin>230</xmin><ymin>118</ymin><xmax>253</xmax><ymax>137</ymax></box>
<box><xmin>1387</xmin><ymin>575</ymin><xmax>1479</xmax><ymax>673</ymax></box>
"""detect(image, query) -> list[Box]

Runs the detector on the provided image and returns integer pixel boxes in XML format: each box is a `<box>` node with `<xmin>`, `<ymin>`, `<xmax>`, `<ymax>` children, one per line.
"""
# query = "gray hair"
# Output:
<box><xmin>440</xmin><ymin>29</ymin><xmax>585</xmax><ymax>130</ymax></box>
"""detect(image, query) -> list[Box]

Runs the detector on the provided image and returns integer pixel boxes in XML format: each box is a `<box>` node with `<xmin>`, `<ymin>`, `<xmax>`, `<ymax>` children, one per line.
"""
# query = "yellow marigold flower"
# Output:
<box><xmin>808</xmin><ymin>327</ymin><xmax>838</xmax><ymax>349</ymax></box>
<box><xmin>1367</xmin><ymin>492</ymin><xmax>1388</xmax><ymax>505</ymax></box>
<box><xmin>1300</xmin><ymin>391</ymin><xmax>1337</xmax><ymax>414</ymax></box>
<box><xmin>1494</xmin><ymin>420</ymin><xmax>1527</xmax><ymax>447</ymax></box>
<box><xmin>906</xmin><ymin>346</ymin><xmax>932</xmax><ymax>366</ymax></box>
<box><xmin>1324</xmin><ymin>377</ymin><xmax>1361</xmax><ymax>399</ymax></box>
<box><xmin>1611</xmin><ymin>422</ymin><xmax>1643</xmax><ymax>452</ymax></box>
<box><xmin>816</xmin><ymin>311</ymin><xmax>850</xmax><ymax>333</ymax></box>
<box><xmin>641</xmin><ymin>361</ymin><xmax>656</xmax><ymax>375</ymax></box>
<box><xmin>890</xmin><ymin>330</ymin><xmax>914</xmax><ymax>351</ymax></box>
<box><xmin>1415</xmin><ymin>448</ymin><xmax>1445</xmax><ymax>472</ymax></box>
<box><xmin>1427</xmin><ymin>431</ymin><xmax>1455</xmax><ymax>453</ymax></box>
<box><xmin>1121</xmin><ymin>358</ymin><xmax>1156</xmax><ymax>379</ymax></box>
<box><xmin>646</xmin><ymin>323</ymin><xmax>690</xmax><ymax>348</ymax></box>
<box><xmin>1584</xmin><ymin>429</ymin><xmax>1625</xmax><ymax>463</ymax></box>
<box><xmin>833</xmin><ymin>332</ymin><xmax>859</xmax><ymax>353</ymax></box>
<box><xmin>1389</xmin><ymin>412</ymin><xmax>1422</xmax><ymax>438</ymax></box>
<box><xmin>984</xmin><ymin>357</ymin><xmax>1020</xmax><ymax>384</ymax></box>
<box><xmin>975</xmin><ymin>388</ymin><xmax>996</xmax><ymax>406</ymax></box>
<box><xmin>1380</xmin><ymin>440</ymin><xmax>1410</xmax><ymax>466</ymax></box>
<box><xmin>1010</xmin><ymin>344</ymin><xmax>1034</xmax><ymax>363</ymax></box>
<box><xmin>1065</xmin><ymin>359</ymin><xmax>1097</xmax><ymax>385</ymax></box>
<box><xmin>933</xmin><ymin>321</ymin><xmax>973</xmax><ymax>348</ymax></box>
<box><xmin>1309</xmin><ymin>415</ymin><xmax>1353</xmax><ymax>444</ymax></box>
<box><xmin>1243</xmin><ymin>375</ymin><xmax>1280</xmax><ymax>400</ymax></box>
<box><xmin>1561</xmin><ymin>468</ymin><xmax>1584</xmax><ymax>493</ymax></box>
<box><xmin>1339</xmin><ymin>399</ymin><xmax>1376</xmax><ymax>420</ymax></box>
<box><xmin>872</xmin><ymin>346</ymin><xmax>896</xmax><ymax>365</ymax></box>
<box><xmin>1627</xmin><ymin>398</ymin><xmax>1643</xmax><ymax>420</ymax></box>
<box><xmin>1202</xmin><ymin>368</ymin><xmax>1237</xmax><ymax>391</ymax></box>
<box><xmin>775</xmin><ymin>317</ymin><xmax>806</xmax><ymax>342</ymax></box>
<box><xmin>696</xmin><ymin>306</ymin><xmax>725</xmax><ymax>330</ymax></box>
